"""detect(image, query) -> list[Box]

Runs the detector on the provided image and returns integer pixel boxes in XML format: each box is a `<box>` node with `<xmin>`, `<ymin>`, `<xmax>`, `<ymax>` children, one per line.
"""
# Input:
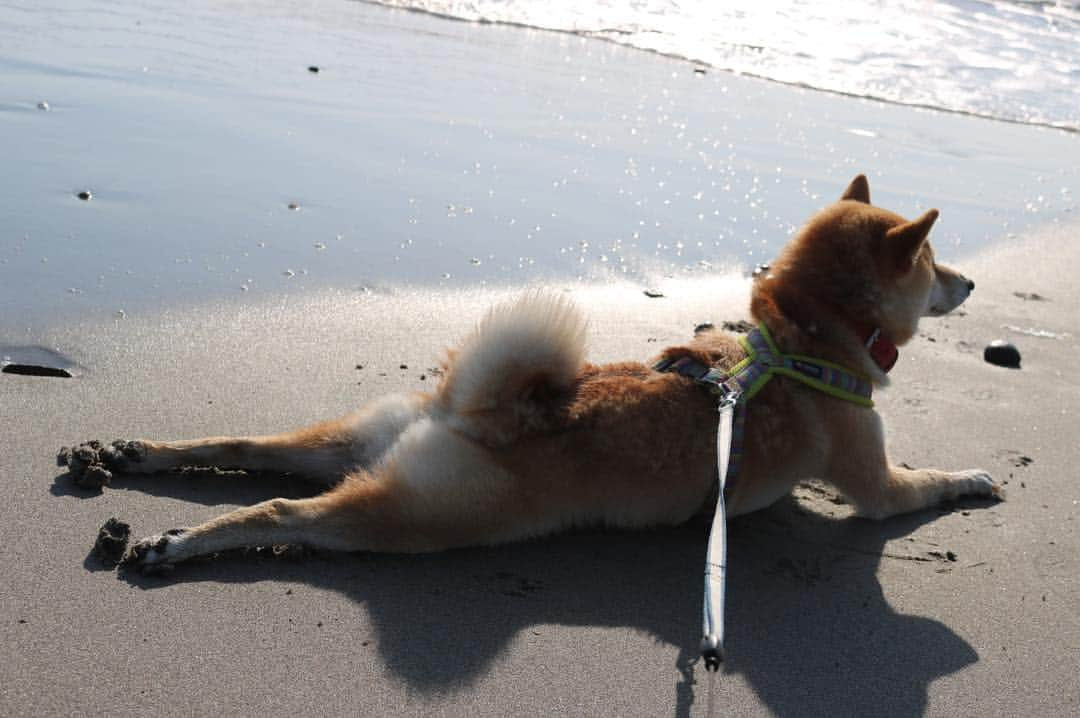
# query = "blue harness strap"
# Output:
<box><xmin>653</xmin><ymin>323</ymin><xmax>874</xmax><ymax>670</ymax></box>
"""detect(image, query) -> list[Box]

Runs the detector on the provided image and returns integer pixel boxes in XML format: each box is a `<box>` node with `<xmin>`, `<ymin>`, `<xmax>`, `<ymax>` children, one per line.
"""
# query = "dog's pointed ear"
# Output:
<box><xmin>840</xmin><ymin>174</ymin><xmax>871</xmax><ymax>204</ymax></box>
<box><xmin>886</xmin><ymin>209</ymin><xmax>938</xmax><ymax>269</ymax></box>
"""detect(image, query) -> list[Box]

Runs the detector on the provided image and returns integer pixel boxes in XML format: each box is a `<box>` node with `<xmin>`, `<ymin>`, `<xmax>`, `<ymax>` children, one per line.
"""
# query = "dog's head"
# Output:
<box><xmin>751</xmin><ymin>174</ymin><xmax>973</xmax><ymax>364</ymax></box>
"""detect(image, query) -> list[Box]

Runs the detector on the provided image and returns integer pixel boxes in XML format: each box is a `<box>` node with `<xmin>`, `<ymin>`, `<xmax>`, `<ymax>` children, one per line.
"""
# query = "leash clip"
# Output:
<box><xmin>715</xmin><ymin>385</ymin><xmax>740</xmax><ymax>409</ymax></box>
<box><xmin>701</xmin><ymin>634</ymin><xmax>724</xmax><ymax>672</ymax></box>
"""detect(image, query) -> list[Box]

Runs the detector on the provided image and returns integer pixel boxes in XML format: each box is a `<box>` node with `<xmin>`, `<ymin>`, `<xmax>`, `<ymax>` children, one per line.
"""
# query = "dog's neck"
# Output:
<box><xmin>750</xmin><ymin>279</ymin><xmax>901</xmax><ymax>383</ymax></box>
<box><xmin>750</xmin><ymin>299</ymin><xmax>898</xmax><ymax>385</ymax></box>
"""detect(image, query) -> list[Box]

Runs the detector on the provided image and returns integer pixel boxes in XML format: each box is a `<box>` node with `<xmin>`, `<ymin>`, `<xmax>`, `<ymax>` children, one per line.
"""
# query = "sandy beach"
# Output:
<box><xmin>3</xmin><ymin>2</ymin><xmax>1080</xmax><ymax>717</ymax></box>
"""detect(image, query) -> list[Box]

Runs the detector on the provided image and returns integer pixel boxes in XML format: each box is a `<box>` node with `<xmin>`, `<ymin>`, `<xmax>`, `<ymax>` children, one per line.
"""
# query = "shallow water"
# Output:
<box><xmin>372</xmin><ymin>0</ymin><xmax>1080</xmax><ymax>131</ymax></box>
<box><xmin>1</xmin><ymin>0</ymin><xmax>1078</xmax><ymax>335</ymax></box>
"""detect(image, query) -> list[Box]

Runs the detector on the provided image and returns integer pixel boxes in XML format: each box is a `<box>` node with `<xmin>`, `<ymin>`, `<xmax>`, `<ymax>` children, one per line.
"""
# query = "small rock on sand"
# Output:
<box><xmin>76</xmin><ymin>190</ymin><xmax>92</xmax><ymax>201</ymax></box>
<box><xmin>984</xmin><ymin>340</ymin><xmax>1021</xmax><ymax>369</ymax></box>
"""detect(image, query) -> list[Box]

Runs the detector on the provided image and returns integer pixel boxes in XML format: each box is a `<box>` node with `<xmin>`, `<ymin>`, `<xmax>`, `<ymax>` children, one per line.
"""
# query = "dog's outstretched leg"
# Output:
<box><xmin>844</xmin><ymin>464</ymin><xmax>1003</xmax><ymax>520</ymax></box>
<box><xmin>824</xmin><ymin>411</ymin><xmax>1003</xmax><ymax>520</ymax></box>
<box><xmin>123</xmin><ymin>474</ymin><xmax>388</xmax><ymax>567</ymax></box>
<box><xmin>123</xmin><ymin>419</ymin><xmax>529</xmax><ymax>568</ymax></box>
<box><xmin>67</xmin><ymin>394</ymin><xmax>428</xmax><ymax>485</ymax></box>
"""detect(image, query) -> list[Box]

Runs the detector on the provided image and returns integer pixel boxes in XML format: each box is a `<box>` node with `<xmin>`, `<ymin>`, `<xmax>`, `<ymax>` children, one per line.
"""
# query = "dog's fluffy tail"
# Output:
<box><xmin>436</xmin><ymin>291</ymin><xmax>587</xmax><ymax>444</ymax></box>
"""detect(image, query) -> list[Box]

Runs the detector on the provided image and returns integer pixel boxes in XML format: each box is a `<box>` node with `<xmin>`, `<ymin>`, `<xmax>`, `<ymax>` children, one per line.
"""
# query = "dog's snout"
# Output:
<box><xmin>966</xmin><ymin>278</ymin><xmax>975</xmax><ymax>291</ymax></box>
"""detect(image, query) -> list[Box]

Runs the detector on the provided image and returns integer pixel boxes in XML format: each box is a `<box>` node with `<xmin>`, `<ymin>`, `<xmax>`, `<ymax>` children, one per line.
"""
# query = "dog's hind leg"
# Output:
<box><xmin>124</xmin><ymin>473</ymin><xmax>416</xmax><ymax>567</ymax></box>
<box><xmin>67</xmin><ymin>394</ymin><xmax>429</xmax><ymax>485</ymax></box>
<box><xmin>123</xmin><ymin>418</ymin><xmax>533</xmax><ymax>568</ymax></box>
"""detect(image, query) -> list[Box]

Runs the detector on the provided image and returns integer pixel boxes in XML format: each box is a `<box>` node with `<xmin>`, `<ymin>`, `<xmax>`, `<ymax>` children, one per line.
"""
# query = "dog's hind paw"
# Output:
<box><xmin>59</xmin><ymin>441</ymin><xmax>113</xmax><ymax>489</ymax></box>
<box><xmin>99</xmin><ymin>440</ymin><xmax>147</xmax><ymax>471</ymax></box>
<box><xmin>58</xmin><ymin>440</ymin><xmax>148</xmax><ymax>489</ymax></box>
<box><xmin>122</xmin><ymin>528</ymin><xmax>189</xmax><ymax>572</ymax></box>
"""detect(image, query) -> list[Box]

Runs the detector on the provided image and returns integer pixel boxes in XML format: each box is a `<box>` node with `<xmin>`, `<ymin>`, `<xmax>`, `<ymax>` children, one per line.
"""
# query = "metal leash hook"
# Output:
<box><xmin>701</xmin><ymin>390</ymin><xmax>737</xmax><ymax>672</ymax></box>
<box><xmin>701</xmin><ymin>634</ymin><xmax>724</xmax><ymax>672</ymax></box>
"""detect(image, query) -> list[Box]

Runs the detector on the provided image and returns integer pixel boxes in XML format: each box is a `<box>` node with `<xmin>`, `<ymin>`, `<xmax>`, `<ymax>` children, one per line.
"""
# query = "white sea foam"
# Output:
<box><xmin>367</xmin><ymin>0</ymin><xmax>1080</xmax><ymax>131</ymax></box>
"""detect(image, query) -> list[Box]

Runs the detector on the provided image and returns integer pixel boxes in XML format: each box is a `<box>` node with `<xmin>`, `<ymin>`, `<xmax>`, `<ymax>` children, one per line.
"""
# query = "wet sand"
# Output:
<box><xmin>3</xmin><ymin>2</ymin><xmax>1080</xmax><ymax>717</ymax></box>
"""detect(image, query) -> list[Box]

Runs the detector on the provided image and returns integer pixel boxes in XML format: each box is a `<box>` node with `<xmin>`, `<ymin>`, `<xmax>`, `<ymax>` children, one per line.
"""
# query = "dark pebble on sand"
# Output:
<box><xmin>76</xmin><ymin>190</ymin><xmax>92</xmax><ymax>201</ymax></box>
<box><xmin>37</xmin><ymin>100</ymin><xmax>50</xmax><ymax>111</ymax></box>
<box><xmin>308</xmin><ymin>65</ymin><xmax>320</xmax><ymax>73</ymax></box>
<box><xmin>984</xmin><ymin>340</ymin><xmax>1021</xmax><ymax>368</ymax></box>
<box><xmin>2</xmin><ymin>364</ymin><xmax>72</xmax><ymax>378</ymax></box>
<box><xmin>288</xmin><ymin>202</ymin><xmax>300</xmax><ymax>211</ymax></box>
<box><xmin>643</xmin><ymin>289</ymin><xmax>664</xmax><ymax>298</ymax></box>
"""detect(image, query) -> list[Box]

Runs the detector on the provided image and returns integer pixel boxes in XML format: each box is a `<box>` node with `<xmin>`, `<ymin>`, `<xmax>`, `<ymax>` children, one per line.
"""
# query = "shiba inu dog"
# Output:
<box><xmin>63</xmin><ymin>174</ymin><xmax>1002</xmax><ymax>569</ymax></box>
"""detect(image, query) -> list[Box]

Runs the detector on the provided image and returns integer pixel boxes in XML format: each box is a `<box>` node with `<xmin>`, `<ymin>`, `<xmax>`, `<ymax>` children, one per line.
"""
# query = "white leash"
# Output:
<box><xmin>701</xmin><ymin>391</ymin><xmax>737</xmax><ymax>671</ymax></box>
<box><xmin>657</xmin><ymin>322</ymin><xmax>876</xmax><ymax>673</ymax></box>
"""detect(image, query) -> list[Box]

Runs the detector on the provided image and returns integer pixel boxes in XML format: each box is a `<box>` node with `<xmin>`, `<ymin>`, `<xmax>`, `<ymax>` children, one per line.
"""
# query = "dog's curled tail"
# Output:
<box><xmin>436</xmin><ymin>291</ymin><xmax>587</xmax><ymax>444</ymax></box>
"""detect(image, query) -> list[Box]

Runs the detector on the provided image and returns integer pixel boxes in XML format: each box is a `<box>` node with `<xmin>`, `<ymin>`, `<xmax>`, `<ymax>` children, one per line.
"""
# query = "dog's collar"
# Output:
<box><xmin>854</xmin><ymin>324</ymin><xmax>898</xmax><ymax>374</ymax></box>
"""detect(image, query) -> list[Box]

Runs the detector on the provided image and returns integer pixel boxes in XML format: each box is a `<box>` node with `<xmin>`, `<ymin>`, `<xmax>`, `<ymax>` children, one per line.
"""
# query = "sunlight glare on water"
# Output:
<box><xmin>370</xmin><ymin>0</ymin><xmax>1080</xmax><ymax>131</ymax></box>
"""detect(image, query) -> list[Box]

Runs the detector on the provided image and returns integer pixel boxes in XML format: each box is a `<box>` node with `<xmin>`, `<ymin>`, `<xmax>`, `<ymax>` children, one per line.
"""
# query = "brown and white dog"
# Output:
<box><xmin>67</xmin><ymin>174</ymin><xmax>1002</xmax><ymax>569</ymax></box>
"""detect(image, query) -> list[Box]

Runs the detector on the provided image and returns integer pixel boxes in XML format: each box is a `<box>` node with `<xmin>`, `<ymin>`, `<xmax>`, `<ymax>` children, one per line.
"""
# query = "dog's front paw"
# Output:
<box><xmin>955</xmin><ymin>469</ymin><xmax>1005</xmax><ymax>501</ymax></box>
<box><xmin>122</xmin><ymin>528</ymin><xmax>189</xmax><ymax>573</ymax></box>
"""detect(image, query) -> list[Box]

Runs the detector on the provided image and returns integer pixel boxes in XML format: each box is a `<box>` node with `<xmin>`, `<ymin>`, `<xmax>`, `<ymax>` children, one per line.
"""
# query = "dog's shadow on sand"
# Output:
<box><xmin>75</xmin><ymin>469</ymin><xmax>991</xmax><ymax>718</ymax></box>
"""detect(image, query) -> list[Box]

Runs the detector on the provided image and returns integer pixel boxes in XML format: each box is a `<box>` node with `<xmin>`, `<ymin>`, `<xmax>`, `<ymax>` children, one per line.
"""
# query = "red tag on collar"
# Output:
<box><xmin>864</xmin><ymin>328</ymin><xmax>898</xmax><ymax>373</ymax></box>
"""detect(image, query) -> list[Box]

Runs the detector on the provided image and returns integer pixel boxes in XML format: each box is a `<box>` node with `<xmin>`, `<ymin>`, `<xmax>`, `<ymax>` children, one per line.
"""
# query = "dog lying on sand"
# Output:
<box><xmin>62</xmin><ymin>174</ymin><xmax>1002</xmax><ymax>569</ymax></box>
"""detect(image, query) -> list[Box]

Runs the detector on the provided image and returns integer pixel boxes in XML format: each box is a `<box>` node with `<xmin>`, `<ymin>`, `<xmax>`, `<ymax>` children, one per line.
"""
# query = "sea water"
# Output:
<box><xmin>370</xmin><ymin>0</ymin><xmax>1080</xmax><ymax>131</ymax></box>
<box><xmin>0</xmin><ymin>0</ymin><xmax>1077</xmax><ymax>333</ymax></box>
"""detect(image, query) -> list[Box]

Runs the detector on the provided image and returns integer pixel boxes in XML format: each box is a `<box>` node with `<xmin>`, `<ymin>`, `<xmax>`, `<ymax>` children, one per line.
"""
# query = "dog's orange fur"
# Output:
<box><xmin>93</xmin><ymin>175</ymin><xmax>1001</xmax><ymax>568</ymax></box>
